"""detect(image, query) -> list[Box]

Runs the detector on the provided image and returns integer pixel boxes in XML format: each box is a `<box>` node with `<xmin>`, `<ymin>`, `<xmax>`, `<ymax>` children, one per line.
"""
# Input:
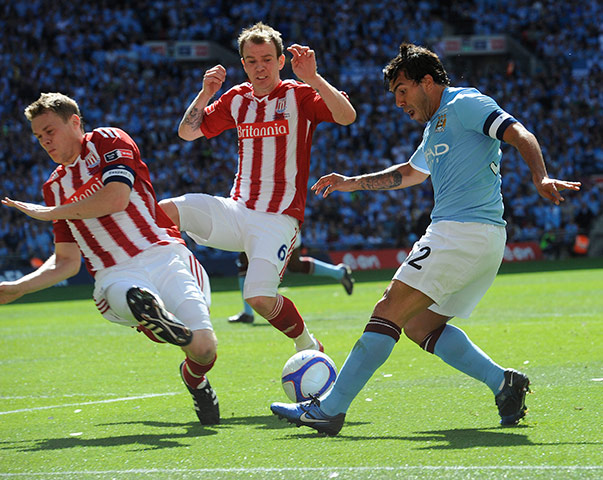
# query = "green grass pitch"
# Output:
<box><xmin>1</xmin><ymin>258</ymin><xmax>602</xmax><ymax>479</ymax></box>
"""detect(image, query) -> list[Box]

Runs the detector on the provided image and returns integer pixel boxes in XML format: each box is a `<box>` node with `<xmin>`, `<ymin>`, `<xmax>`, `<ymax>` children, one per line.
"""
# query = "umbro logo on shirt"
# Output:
<box><xmin>237</xmin><ymin>120</ymin><xmax>290</xmax><ymax>139</ymax></box>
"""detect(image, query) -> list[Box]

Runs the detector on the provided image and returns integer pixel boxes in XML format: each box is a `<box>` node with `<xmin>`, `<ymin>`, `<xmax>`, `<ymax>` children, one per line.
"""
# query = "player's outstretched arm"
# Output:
<box><xmin>311</xmin><ymin>173</ymin><xmax>356</xmax><ymax>198</ymax></box>
<box><xmin>0</xmin><ymin>243</ymin><xmax>81</xmax><ymax>305</ymax></box>
<box><xmin>2</xmin><ymin>198</ymin><xmax>55</xmax><ymax>221</ymax></box>
<box><xmin>503</xmin><ymin>122</ymin><xmax>581</xmax><ymax>205</ymax></box>
<box><xmin>287</xmin><ymin>44</ymin><xmax>356</xmax><ymax>126</ymax></box>
<box><xmin>178</xmin><ymin>64</ymin><xmax>227</xmax><ymax>141</ymax></box>
<box><xmin>2</xmin><ymin>182</ymin><xmax>130</xmax><ymax>221</ymax></box>
<box><xmin>312</xmin><ymin>163</ymin><xmax>428</xmax><ymax>198</ymax></box>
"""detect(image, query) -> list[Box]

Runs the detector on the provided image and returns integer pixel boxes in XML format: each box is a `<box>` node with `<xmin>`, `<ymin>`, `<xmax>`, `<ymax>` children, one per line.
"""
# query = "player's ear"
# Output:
<box><xmin>278</xmin><ymin>54</ymin><xmax>285</xmax><ymax>71</ymax></box>
<box><xmin>421</xmin><ymin>74</ymin><xmax>435</xmax><ymax>90</ymax></box>
<box><xmin>70</xmin><ymin>114</ymin><xmax>81</xmax><ymax>130</ymax></box>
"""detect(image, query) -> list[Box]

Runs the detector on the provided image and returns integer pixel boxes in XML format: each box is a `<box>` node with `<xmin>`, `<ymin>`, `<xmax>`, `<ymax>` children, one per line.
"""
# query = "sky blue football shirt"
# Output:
<box><xmin>409</xmin><ymin>87</ymin><xmax>517</xmax><ymax>226</ymax></box>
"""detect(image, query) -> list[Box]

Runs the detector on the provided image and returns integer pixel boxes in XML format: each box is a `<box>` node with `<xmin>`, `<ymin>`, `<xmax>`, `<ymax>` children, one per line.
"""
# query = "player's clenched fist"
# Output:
<box><xmin>202</xmin><ymin>64</ymin><xmax>227</xmax><ymax>97</ymax></box>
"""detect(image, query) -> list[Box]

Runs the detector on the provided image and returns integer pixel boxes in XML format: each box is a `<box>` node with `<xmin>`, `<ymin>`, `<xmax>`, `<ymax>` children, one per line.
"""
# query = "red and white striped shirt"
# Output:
<box><xmin>201</xmin><ymin>79</ymin><xmax>344</xmax><ymax>223</ymax></box>
<box><xmin>43</xmin><ymin>127</ymin><xmax>183</xmax><ymax>276</ymax></box>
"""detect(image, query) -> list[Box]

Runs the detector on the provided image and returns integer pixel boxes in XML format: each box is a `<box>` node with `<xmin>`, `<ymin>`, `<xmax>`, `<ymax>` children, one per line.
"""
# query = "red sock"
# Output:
<box><xmin>181</xmin><ymin>355</ymin><xmax>217</xmax><ymax>389</ymax></box>
<box><xmin>265</xmin><ymin>294</ymin><xmax>305</xmax><ymax>338</ymax></box>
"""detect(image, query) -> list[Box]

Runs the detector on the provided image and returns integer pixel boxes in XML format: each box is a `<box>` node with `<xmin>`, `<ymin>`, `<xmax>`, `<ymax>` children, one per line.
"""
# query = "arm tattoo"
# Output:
<box><xmin>183</xmin><ymin>106</ymin><xmax>203</xmax><ymax>130</ymax></box>
<box><xmin>359</xmin><ymin>170</ymin><xmax>403</xmax><ymax>190</ymax></box>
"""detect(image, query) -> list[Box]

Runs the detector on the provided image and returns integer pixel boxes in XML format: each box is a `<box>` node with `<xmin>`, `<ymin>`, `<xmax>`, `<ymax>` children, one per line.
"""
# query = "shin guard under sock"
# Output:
<box><xmin>424</xmin><ymin>324</ymin><xmax>504</xmax><ymax>394</ymax></box>
<box><xmin>320</xmin><ymin>317</ymin><xmax>401</xmax><ymax>415</ymax></box>
<box><xmin>265</xmin><ymin>294</ymin><xmax>305</xmax><ymax>339</ymax></box>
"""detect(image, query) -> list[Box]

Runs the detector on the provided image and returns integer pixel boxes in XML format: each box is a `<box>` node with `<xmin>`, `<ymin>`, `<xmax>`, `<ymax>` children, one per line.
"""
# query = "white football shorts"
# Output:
<box><xmin>394</xmin><ymin>220</ymin><xmax>506</xmax><ymax>318</ymax></box>
<box><xmin>92</xmin><ymin>243</ymin><xmax>212</xmax><ymax>331</ymax></box>
<box><xmin>173</xmin><ymin>194</ymin><xmax>300</xmax><ymax>296</ymax></box>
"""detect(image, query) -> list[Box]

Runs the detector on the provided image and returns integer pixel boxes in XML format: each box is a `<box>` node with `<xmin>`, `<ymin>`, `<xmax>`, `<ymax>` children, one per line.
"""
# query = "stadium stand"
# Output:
<box><xmin>1</xmin><ymin>0</ymin><xmax>601</xmax><ymax>271</ymax></box>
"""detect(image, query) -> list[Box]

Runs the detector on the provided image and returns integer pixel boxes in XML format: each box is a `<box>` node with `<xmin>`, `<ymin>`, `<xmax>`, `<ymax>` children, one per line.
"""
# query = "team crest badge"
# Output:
<box><xmin>84</xmin><ymin>152</ymin><xmax>99</xmax><ymax>168</ymax></box>
<box><xmin>276</xmin><ymin>98</ymin><xmax>286</xmax><ymax>114</ymax></box>
<box><xmin>435</xmin><ymin>113</ymin><xmax>446</xmax><ymax>133</ymax></box>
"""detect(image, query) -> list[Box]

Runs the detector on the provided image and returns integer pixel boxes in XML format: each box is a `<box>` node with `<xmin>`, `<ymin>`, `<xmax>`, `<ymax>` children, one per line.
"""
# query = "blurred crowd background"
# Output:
<box><xmin>1</xmin><ymin>0</ymin><xmax>602</xmax><ymax>270</ymax></box>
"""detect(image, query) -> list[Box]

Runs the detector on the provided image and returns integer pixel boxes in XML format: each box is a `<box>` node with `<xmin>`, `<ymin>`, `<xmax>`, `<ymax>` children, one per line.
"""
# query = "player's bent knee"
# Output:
<box><xmin>183</xmin><ymin>329</ymin><xmax>217</xmax><ymax>363</ymax></box>
<box><xmin>158</xmin><ymin>199</ymin><xmax>180</xmax><ymax>228</ymax></box>
<box><xmin>245</xmin><ymin>295</ymin><xmax>275</xmax><ymax>317</ymax></box>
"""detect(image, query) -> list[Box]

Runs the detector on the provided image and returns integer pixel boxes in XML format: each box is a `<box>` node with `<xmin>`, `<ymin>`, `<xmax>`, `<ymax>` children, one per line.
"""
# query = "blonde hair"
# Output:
<box><xmin>238</xmin><ymin>22</ymin><xmax>283</xmax><ymax>58</ymax></box>
<box><xmin>24</xmin><ymin>92</ymin><xmax>84</xmax><ymax>132</ymax></box>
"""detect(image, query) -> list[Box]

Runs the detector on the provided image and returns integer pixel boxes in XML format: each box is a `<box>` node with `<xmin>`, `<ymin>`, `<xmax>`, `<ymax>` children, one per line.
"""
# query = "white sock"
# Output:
<box><xmin>294</xmin><ymin>326</ymin><xmax>316</xmax><ymax>351</ymax></box>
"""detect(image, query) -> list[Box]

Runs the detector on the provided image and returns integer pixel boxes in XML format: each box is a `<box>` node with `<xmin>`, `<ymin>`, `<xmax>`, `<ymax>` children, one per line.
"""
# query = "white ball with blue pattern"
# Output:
<box><xmin>281</xmin><ymin>350</ymin><xmax>337</xmax><ymax>402</ymax></box>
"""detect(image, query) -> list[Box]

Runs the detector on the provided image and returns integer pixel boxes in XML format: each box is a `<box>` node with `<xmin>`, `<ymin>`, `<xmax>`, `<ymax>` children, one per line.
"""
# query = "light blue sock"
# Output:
<box><xmin>311</xmin><ymin>259</ymin><xmax>344</xmax><ymax>280</ymax></box>
<box><xmin>238</xmin><ymin>275</ymin><xmax>254</xmax><ymax>316</ymax></box>
<box><xmin>433</xmin><ymin>324</ymin><xmax>505</xmax><ymax>394</ymax></box>
<box><xmin>320</xmin><ymin>332</ymin><xmax>396</xmax><ymax>415</ymax></box>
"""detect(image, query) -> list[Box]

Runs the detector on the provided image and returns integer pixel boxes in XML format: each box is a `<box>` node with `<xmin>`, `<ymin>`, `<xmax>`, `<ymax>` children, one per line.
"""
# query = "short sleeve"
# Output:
<box><xmin>200</xmin><ymin>88</ymin><xmax>238</xmax><ymax>138</ymax></box>
<box><xmin>93</xmin><ymin>128</ymin><xmax>139</xmax><ymax>187</ymax></box>
<box><xmin>52</xmin><ymin>219</ymin><xmax>76</xmax><ymax>243</ymax></box>
<box><xmin>453</xmin><ymin>93</ymin><xmax>517</xmax><ymax>141</ymax></box>
<box><xmin>42</xmin><ymin>176</ymin><xmax>76</xmax><ymax>243</ymax></box>
<box><xmin>297</xmin><ymin>83</ymin><xmax>347</xmax><ymax>124</ymax></box>
<box><xmin>408</xmin><ymin>139</ymin><xmax>430</xmax><ymax>174</ymax></box>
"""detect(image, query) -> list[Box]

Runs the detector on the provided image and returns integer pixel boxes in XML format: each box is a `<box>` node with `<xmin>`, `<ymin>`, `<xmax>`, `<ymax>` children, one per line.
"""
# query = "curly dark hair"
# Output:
<box><xmin>383</xmin><ymin>43</ymin><xmax>450</xmax><ymax>90</ymax></box>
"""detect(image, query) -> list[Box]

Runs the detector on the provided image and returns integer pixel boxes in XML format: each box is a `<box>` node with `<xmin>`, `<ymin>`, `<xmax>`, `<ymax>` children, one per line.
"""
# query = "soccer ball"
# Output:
<box><xmin>281</xmin><ymin>350</ymin><xmax>337</xmax><ymax>402</ymax></box>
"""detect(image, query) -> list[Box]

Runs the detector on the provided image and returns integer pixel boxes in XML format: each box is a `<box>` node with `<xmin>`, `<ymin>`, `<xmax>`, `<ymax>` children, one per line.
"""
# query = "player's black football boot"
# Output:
<box><xmin>495</xmin><ymin>369</ymin><xmax>530</xmax><ymax>425</ymax></box>
<box><xmin>180</xmin><ymin>361</ymin><xmax>220</xmax><ymax>425</ymax></box>
<box><xmin>338</xmin><ymin>264</ymin><xmax>355</xmax><ymax>295</ymax></box>
<box><xmin>126</xmin><ymin>287</ymin><xmax>192</xmax><ymax>346</ymax></box>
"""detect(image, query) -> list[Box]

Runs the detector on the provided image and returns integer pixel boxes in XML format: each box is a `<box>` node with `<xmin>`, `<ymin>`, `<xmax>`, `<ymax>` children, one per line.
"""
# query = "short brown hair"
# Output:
<box><xmin>24</xmin><ymin>92</ymin><xmax>84</xmax><ymax>131</ymax></box>
<box><xmin>238</xmin><ymin>22</ymin><xmax>283</xmax><ymax>58</ymax></box>
<box><xmin>383</xmin><ymin>43</ymin><xmax>450</xmax><ymax>90</ymax></box>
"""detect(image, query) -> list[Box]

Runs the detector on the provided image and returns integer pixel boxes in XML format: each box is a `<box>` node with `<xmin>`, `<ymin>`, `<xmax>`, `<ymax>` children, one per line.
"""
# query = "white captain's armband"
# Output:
<box><xmin>102</xmin><ymin>164</ymin><xmax>135</xmax><ymax>188</ymax></box>
<box><xmin>482</xmin><ymin>109</ymin><xmax>517</xmax><ymax>141</ymax></box>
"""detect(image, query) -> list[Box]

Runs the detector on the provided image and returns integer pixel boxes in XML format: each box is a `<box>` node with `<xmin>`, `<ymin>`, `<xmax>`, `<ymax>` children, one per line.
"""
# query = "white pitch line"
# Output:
<box><xmin>0</xmin><ymin>392</ymin><xmax>179</xmax><ymax>415</ymax></box>
<box><xmin>0</xmin><ymin>466</ymin><xmax>602</xmax><ymax>477</ymax></box>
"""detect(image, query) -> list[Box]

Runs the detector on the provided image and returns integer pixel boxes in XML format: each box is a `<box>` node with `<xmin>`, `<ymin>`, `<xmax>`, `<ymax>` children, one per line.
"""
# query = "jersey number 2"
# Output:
<box><xmin>407</xmin><ymin>246</ymin><xmax>431</xmax><ymax>270</ymax></box>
